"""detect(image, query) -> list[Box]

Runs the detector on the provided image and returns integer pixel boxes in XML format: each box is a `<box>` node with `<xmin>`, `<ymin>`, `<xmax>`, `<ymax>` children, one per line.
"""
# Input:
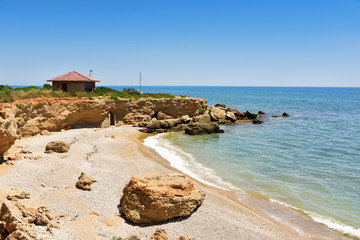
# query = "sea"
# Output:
<box><xmin>112</xmin><ymin>86</ymin><xmax>360</xmax><ymax>238</ymax></box>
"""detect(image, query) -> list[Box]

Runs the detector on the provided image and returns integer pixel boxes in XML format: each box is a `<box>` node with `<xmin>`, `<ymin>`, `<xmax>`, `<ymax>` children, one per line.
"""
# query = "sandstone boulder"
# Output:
<box><xmin>120</xmin><ymin>173</ymin><xmax>205</xmax><ymax>224</ymax></box>
<box><xmin>209</xmin><ymin>106</ymin><xmax>226</xmax><ymax>122</ymax></box>
<box><xmin>151</xmin><ymin>228</ymin><xmax>168</xmax><ymax>240</ymax></box>
<box><xmin>76</xmin><ymin>172</ymin><xmax>98</xmax><ymax>191</ymax></box>
<box><xmin>45</xmin><ymin>141</ymin><xmax>70</xmax><ymax>153</ymax></box>
<box><xmin>146</xmin><ymin>118</ymin><xmax>161</xmax><ymax>129</ymax></box>
<box><xmin>225</xmin><ymin>111</ymin><xmax>236</xmax><ymax>123</ymax></box>
<box><xmin>7</xmin><ymin>188</ymin><xmax>30</xmax><ymax>201</ymax></box>
<box><xmin>157</xmin><ymin>111</ymin><xmax>173</xmax><ymax>120</ymax></box>
<box><xmin>192</xmin><ymin>113</ymin><xmax>211</xmax><ymax>124</ymax></box>
<box><xmin>0</xmin><ymin>201</ymin><xmax>37</xmax><ymax>240</ymax></box>
<box><xmin>185</xmin><ymin>122</ymin><xmax>224</xmax><ymax>135</ymax></box>
<box><xmin>40</xmin><ymin>130</ymin><xmax>50</xmax><ymax>136</ymax></box>
<box><xmin>180</xmin><ymin>115</ymin><xmax>192</xmax><ymax>124</ymax></box>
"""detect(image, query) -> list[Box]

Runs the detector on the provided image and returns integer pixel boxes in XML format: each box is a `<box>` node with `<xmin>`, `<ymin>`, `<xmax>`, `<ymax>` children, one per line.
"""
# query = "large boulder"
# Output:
<box><xmin>120</xmin><ymin>173</ymin><xmax>205</xmax><ymax>224</ymax></box>
<box><xmin>156</xmin><ymin>111</ymin><xmax>173</xmax><ymax>120</ymax></box>
<box><xmin>185</xmin><ymin>122</ymin><xmax>224</xmax><ymax>135</ymax></box>
<box><xmin>45</xmin><ymin>141</ymin><xmax>70</xmax><ymax>153</ymax></box>
<box><xmin>225</xmin><ymin>111</ymin><xmax>236</xmax><ymax>123</ymax></box>
<box><xmin>209</xmin><ymin>106</ymin><xmax>226</xmax><ymax>122</ymax></box>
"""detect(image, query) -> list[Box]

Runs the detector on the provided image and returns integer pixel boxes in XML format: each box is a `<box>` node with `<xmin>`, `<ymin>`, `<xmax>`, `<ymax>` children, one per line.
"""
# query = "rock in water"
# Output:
<box><xmin>283</xmin><ymin>112</ymin><xmax>290</xmax><ymax>117</ymax></box>
<box><xmin>45</xmin><ymin>141</ymin><xmax>70</xmax><ymax>153</ymax></box>
<box><xmin>120</xmin><ymin>173</ymin><xmax>205</xmax><ymax>224</ymax></box>
<box><xmin>76</xmin><ymin>172</ymin><xmax>98</xmax><ymax>191</ymax></box>
<box><xmin>185</xmin><ymin>122</ymin><xmax>224</xmax><ymax>135</ymax></box>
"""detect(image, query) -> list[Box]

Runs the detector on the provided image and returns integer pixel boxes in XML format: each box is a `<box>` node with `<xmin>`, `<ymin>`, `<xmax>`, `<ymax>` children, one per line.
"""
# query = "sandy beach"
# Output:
<box><xmin>0</xmin><ymin>126</ymin><xmax>350</xmax><ymax>240</ymax></box>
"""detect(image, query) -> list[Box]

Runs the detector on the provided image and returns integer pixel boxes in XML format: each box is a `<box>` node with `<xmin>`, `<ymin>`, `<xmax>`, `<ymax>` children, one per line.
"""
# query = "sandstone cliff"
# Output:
<box><xmin>0</xmin><ymin>97</ymin><xmax>207</xmax><ymax>155</ymax></box>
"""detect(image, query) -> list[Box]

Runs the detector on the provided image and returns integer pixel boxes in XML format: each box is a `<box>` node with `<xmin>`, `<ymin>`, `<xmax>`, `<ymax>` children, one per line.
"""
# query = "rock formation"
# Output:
<box><xmin>0</xmin><ymin>97</ymin><xmax>207</xmax><ymax>155</ymax></box>
<box><xmin>7</xmin><ymin>189</ymin><xmax>30</xmax><ymax>201</ymax></box>
<box><xmin>185</xmin><ymin>122</ymin><xmax>224</xmax><ymax>135</ymax></box>
<box><xmin>45</xmin><ymin>141</ymin><xmax>70</xmax><ymax>153</ymax></box>
<box><xmin>120</xmin><ymin>173</ymin><xmax>205</xmax><ymax>224</ymax></box>
<box><xmin>75</xmin><ymin>172</ymin><xmax>98</xmax><ymax>191</ymax></box>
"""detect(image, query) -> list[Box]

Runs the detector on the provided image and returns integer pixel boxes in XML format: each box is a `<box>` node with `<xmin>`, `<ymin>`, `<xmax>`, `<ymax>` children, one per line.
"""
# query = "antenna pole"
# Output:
<box><xmin>139</xmin><ymin>72</ymin><xmax>142</xmax><ymax>91</ymax></box>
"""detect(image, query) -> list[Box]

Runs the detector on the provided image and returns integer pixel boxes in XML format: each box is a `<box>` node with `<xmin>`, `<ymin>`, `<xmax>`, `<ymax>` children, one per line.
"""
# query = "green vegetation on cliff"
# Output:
<box><xmin>0</xmin><ymin>85</ymin><xmax>178</xmax><ymax>103</ymax></box>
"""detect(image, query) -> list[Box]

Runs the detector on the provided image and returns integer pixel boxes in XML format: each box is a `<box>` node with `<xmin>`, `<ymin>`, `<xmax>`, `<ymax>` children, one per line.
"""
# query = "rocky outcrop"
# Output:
<box><xmin>45</xmin><ymin>141</ymin><xmax>70</xmax><ymax>153</ymax></box>
<box><xmin>0</xmin><ymin>200</ymin><xmax>58</xmax><ymax>240</ymax></box>
<box><xmin>76</xmin><ymin>172</ymin><xmax>98</xmax><ymax>191</ymax></box>
<box><xmin>120</xmin><ymin>173</ymin><xmax>205</xmax><ymax>224</ymax></box>
<box><xmin>0</xmin><ymin>97</ymin><xmax>207</xmax><ymax>155</ymax></box>
<box><xmin>185</xmin><ymin>122</ymin><xmax>224</xmax><ymax>135</ymax></box>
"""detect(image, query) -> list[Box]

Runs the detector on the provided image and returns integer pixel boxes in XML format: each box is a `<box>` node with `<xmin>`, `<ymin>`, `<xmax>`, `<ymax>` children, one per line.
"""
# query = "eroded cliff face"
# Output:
<box><xmin>0</xmin><ymin>97</ymin><xmax>207</xmax><ymax>155</ymax></box>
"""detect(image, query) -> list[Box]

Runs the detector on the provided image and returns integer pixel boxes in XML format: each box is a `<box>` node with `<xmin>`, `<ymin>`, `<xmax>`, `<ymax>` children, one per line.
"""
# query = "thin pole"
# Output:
<box><xmin>139</xmin><ymin>72</ymin><xmax>142</xmax><ymax>91</ymax></box>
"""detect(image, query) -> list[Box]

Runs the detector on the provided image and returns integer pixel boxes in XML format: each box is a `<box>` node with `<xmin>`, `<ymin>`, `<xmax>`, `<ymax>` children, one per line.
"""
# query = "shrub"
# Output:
<box><xmin>122</xmin><ymin>88</ymin><xmax>142</xmax><ymax>95</ymax></box>
<box><xmin>43</xmin><ymin>83</ymin><xmax>52</xmax><ymax>90</ymax></box>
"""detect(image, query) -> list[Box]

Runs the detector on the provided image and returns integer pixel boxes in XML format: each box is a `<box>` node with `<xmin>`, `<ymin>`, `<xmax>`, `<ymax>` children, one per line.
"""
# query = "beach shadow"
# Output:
<box><xmin>0</xmin><ymin>155</ymin><xmax>7</xmax><ymax>165</ymax></box>
<box><xmin>117</xmin><ymin>203</ymin><xmax>200</xmax><ymax>227</ymax></box>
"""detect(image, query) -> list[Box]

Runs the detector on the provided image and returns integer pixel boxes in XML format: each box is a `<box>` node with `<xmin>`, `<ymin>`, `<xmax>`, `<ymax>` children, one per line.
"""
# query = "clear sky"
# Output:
<box><xmin>0</xmin><ymin>0</ymin><xmax>359</xmax><ymax>87</ymax></box>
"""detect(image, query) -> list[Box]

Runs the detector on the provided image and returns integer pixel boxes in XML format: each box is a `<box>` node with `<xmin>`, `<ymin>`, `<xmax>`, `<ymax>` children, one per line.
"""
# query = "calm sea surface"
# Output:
<box><xmin>117</xmin><ymin>86</ymin><xmax>360</xmax><ymax>238</ymax></box>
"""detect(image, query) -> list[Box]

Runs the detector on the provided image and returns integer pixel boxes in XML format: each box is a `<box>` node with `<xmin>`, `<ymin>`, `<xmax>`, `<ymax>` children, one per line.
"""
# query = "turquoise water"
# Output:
<box><xmin>120</xmin><ymin>86</ymin><xmax>360</xmax><ymax>237</ymax></box>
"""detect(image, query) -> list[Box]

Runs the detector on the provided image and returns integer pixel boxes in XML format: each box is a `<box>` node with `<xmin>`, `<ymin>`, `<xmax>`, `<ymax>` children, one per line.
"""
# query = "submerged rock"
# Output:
<box><xmin>120</xmin><ymin>173</ymin><xmax>205</xmax><ymax>224</ymax></box>
<box><xmin>282</xmin><ymin>112</ymin><xmax>290</xmax><ymax>117</ymax></box>
<box><xmin>45</xmin><ymin>141</ymin><xmax>70</xmax><ymax>153</ymax></box>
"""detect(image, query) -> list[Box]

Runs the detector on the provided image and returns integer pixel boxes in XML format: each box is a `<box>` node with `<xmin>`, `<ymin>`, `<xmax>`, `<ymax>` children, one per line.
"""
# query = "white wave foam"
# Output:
<box><xmin>270</xmin><ymin>198</ymin><xmax>360</xmax><ymax>238</ymax></box>
<box><xmin>143</xmin><ymin>134</ymin><xmax>241</xmax><ymax>191</ymax></box>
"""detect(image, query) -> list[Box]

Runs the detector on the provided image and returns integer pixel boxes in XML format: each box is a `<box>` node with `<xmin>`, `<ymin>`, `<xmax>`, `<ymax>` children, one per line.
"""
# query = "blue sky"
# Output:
<box><xmin>0</xmin><ymin>0</ymin><xmax>359</xmax><ymax>86</ymax></box>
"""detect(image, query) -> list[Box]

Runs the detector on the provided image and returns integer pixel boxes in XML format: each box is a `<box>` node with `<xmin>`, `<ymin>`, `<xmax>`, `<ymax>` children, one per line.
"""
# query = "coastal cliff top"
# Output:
<box><xmin>0</xmin><ymin>85</ymin><xmax>190</xmax><ymax>103</ymax></box>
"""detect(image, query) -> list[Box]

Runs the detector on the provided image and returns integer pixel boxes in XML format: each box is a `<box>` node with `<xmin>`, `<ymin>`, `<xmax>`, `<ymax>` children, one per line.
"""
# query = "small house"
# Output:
<box><xmin>47</xmin><ymin>70</ymin><xmax>100</xmax><ymax>92</ymax></box>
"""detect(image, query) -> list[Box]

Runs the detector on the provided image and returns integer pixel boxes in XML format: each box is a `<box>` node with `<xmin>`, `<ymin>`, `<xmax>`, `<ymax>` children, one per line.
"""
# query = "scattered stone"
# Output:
<box><xmin>55</xmin><ymin>214</ymin><xmax>69</xmax><ymax>219</ymax></box>
<box><xmin>209</xmin><ymin>106</ymin><xmax>226</xmax><ymax>122</ymax></box>
<box><xmin>179</xmin><ymin>236</ymin><xmax>196</xmax><ymax>240</ymax></box>
<box><xmin>60</xmin><ymin>155</ymin><xmax>68</xmax><ymax>159</ymax></box>
<box><xmin>45</xmin><ymin>141</ymin><xmax>70</xmax><ymax>153</ymax></box>
<box><xmin>120</xmin><ymin>173</ymin><xmax>205</xmax><ymax>224</ymax></box>
<box><xmin>40</xmin><ymin>130</ymin><xmax>50</xmax><ymax>136</ymax></box>
<box><xmin>185</xmin><ymin>122</ymin><xmax>224</xmax><ymax>135</ymax></box>
<box><xmin>20</xmin><ymin>149</ymin><xmax>32</xmax><ymax>154</ymax></box>
<box><xmin>75</xmin><ymin>172</ymin><xmax>98</xmax><ymax>191</ymax></box>
<box><xmin>45</xmin><ymin>150</ymin><xmax>54</xmax><ymax>154</ymax></box>
<box><xmin>60</xmin><ymin>129</ymin><xmax>66</xmax><ymax>132</ymax></box>
<box><xmin>151</xmin><ymin>228</ymin><xmax>169</xmax><ymax>240</ymax></box>
<box><xmin>7</xmin><ymin>188</ymin><xmax>30</xmax><ymax>200</ymax></box>
<box><xmin>90</xmin><ymin>211</ymin><xmax>99</xmax><ymax>216</ymax></box>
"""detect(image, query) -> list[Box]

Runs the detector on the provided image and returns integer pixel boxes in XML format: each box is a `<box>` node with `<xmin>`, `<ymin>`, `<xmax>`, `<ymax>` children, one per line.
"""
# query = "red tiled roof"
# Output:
<box><xmin>47</xmin><ymin>71</ymin><xmax>100</xmax><ymax>82</ymax></box>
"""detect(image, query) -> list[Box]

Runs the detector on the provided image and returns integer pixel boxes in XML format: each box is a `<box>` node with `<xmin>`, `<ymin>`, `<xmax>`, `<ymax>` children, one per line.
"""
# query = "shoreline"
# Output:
<box><xmin>0</xmin><ymin>126</ymin><xmax>352</xmax><ymax>239</ymax></box>
<box><xmin>141</xmin><ymin>132</ymin><xmax>355</xmax><ymax>240</ymax></box>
